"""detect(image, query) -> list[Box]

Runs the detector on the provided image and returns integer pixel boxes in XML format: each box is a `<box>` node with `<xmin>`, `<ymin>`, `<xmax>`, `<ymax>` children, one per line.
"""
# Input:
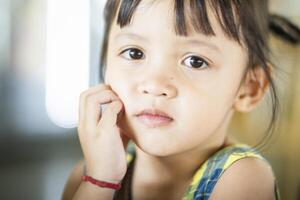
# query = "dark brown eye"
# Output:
<box><xmin>183</xmin><ymin>56</ymin><xmax>209</xmax><ymax>69</ymax></box>
<box><xmin>120</xmin><ymin>48</ymin><xmax>145</xmax><ymax>60</ymax></box>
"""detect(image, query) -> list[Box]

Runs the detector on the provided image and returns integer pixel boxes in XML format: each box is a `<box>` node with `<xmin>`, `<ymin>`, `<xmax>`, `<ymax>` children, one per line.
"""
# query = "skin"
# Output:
<box><xmin>62</xmin><ymin>0</ymin><xmax>275</xmax><ymax>199</ymax></box>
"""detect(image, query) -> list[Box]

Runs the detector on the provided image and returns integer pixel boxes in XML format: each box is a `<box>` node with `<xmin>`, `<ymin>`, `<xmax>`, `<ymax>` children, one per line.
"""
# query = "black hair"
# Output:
<box><xmin>100</xmin><ymin>0</ymin><xmax>300</xmax><ymax>150</ymax></box>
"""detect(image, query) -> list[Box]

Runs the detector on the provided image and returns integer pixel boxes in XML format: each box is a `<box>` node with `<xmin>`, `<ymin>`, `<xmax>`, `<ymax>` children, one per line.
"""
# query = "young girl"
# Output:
<box><xmin>63</xmin><ymin>0</ymin><xmax>300</xmax><ymax>199</ymax></box>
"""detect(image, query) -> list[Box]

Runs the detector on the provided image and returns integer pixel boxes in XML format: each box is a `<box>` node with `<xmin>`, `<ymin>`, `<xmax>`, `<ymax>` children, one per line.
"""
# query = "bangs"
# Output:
<box><xmin>115</xmin><ymin>0</ymin><xmax>243</xmax><ymax>43</ymax></box>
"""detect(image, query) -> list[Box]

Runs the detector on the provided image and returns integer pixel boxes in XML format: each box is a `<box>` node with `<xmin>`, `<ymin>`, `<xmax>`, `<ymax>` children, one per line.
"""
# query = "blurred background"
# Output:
<box><xmin>0</xmin><ymin>0</ymin><xmax>299</xmax><ymax>199</ymax></box>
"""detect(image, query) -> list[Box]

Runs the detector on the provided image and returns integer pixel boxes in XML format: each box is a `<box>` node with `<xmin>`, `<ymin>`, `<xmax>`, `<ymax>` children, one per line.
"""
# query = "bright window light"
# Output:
<box><xmin>46</xmin><ymin>0</ymin><xmax>90</xmax><ymax>128</ymax></box>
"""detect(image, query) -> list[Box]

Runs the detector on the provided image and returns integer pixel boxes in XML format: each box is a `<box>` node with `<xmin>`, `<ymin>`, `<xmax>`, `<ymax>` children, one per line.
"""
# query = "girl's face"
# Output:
<box><xmin>105</xmin><ymin>0</ymin><xmax>249</xmax><ymax>156</ymax></box>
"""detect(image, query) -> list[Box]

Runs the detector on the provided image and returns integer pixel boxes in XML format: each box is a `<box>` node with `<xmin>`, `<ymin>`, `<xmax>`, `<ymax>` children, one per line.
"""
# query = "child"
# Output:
<box><xmin>63</xmin><ymin>0</ymin><xmax>300</xmax><ymax>199</ymax></box>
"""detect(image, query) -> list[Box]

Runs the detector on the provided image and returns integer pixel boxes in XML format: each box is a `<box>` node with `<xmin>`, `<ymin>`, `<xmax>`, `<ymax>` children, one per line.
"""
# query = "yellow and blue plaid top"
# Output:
<box><xmin>125</xmin><ymin>143</ymin><xmax>281</xmax><ymax>200</ymax></box>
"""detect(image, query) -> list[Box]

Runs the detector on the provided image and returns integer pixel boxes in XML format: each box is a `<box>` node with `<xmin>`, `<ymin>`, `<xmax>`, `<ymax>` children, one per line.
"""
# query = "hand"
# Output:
<box><xmin>78</xmin><ymin>84</ymin><xmax>130</xmax><ymax>182</ymax></box>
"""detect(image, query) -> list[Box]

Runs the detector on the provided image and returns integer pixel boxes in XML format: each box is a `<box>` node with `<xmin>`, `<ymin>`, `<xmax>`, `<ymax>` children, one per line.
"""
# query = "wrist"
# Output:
<box><xmin>81</xmin><ymin>175</ymin><xmax>122</xmax><ymax>190</ymax></box>
<box><xmin>83</xmin><ymin>163</ymin><xmax>124</xmax><ymax>183</ymax></box>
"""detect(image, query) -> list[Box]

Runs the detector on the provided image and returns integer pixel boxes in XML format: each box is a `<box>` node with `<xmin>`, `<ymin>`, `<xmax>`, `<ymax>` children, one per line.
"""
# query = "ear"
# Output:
<box><xmin>233</xmin><ymin>64</ymin><xmax>272</xmax><ymax>112</ymax></box>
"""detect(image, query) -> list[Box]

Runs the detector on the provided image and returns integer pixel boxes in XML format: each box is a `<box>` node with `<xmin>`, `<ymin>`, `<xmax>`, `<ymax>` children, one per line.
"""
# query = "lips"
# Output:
<box><xmin>135</xmin><ymin>109</ymin><xmax>173</xmax><ymax>127</ymax></box>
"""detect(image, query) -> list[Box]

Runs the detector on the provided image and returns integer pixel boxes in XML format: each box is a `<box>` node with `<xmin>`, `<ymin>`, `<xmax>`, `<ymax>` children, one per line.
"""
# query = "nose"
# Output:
<box><xmin>137</xmin><ymin>75</ymin><xmax>178</xmax><ymax>99</ymax></box>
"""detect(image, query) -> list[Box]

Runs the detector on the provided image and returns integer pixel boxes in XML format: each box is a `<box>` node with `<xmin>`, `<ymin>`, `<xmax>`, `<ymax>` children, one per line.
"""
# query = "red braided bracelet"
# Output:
<box><xmin>81</xmin><ymin>175</ymin><xmax>122</xmax><ymax>190</ymax></box>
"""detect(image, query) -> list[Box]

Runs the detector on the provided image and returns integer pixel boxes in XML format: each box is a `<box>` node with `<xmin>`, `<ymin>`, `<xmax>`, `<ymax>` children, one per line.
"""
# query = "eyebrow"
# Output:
<box><xmin>115</xmin><ymin>32</ymin><xmax>148</xmax><ymax>42</ymax></box>
<box><xmin>179</xmin><ymin>39</ymin><xmax>220</xmax><ymax>52</ymax></box>
<box><xmin>114</xmin><ymin>32</ymin><xmax>220</xmax><ymax>52</ymax></box>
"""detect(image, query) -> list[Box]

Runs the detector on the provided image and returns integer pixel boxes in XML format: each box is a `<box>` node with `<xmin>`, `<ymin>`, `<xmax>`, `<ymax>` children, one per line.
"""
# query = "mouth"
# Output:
<box><xmin>134</xmin><ymin>108</ymin><xmax>174</xmax><ymax>128</ymax></box>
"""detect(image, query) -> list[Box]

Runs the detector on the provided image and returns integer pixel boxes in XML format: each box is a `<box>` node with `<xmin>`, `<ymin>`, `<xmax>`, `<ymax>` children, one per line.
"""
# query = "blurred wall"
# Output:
<box><xmin>0</xmin><ymin>0</ymin><xmax>83</xmax><ymax>199</ymax></box>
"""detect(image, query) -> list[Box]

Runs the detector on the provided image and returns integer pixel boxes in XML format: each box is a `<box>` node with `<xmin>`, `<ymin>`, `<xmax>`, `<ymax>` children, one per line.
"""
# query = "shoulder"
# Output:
<box><xmin>210</xmin><ymin>156</ymin><xmax>276</xmax><ymax>200</ymax></box>
<box><xmin>62</xmin><ymin>160</ymin><xmax>85</xmax><ymax>200</ymax></box>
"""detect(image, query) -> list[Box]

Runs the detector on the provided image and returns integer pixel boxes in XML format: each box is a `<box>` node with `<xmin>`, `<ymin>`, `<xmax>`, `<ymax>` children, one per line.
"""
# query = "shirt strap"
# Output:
<box><xmin>183</xmin><ymin>144</ymin><xmax>275</xmax><ymax>200</ymax></box>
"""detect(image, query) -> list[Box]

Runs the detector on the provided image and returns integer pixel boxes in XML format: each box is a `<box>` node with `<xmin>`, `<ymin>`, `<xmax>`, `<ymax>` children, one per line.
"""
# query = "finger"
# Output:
<box><xmin>78</xmin><ymin>84</ymin><xmax>111</xmax><ymax>121</ymax></box>
<box><xmin>98</xmin><ymin>100</ymin><xmax>124</xmax><ymax>129</ymax></box>
<box><xmin>83</xmin><ymin>90</ymin><xmax>121</xmax><ymax>128</ymax></box>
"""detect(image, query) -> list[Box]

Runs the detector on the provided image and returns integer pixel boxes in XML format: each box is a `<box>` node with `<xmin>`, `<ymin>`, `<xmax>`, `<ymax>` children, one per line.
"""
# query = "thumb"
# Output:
<box><xmin>120</xmin><ymin>130</ymin><xmax>130</xmax><ymax>150</ymax></box>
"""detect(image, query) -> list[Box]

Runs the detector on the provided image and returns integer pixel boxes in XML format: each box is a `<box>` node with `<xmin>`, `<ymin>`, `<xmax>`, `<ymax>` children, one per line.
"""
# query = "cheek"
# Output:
<box><xmin>105</xmin><ymin>66</ymin><xmax>133</xmax><ymax>108</ymax></box>
<box><xmin>178</xmin><ymin>88</ymin><xmax>234</xmax><ymax>135</ymax></box>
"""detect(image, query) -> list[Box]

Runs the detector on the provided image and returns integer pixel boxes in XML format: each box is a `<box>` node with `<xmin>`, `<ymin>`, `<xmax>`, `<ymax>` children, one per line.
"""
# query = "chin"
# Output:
<box><xmin>137</xmin><ymin>143</ymin><xmax>172</xmax><ymax>157</ymax></box>
<box><xmin>132</xmin><ymin>136</ymin><xmax>181</xmax><ymax>157</ymax></box>
<box><xmin>125</xmin><ymin>117</ymin><xmax>185</xmax><ymax>157</ymax></box>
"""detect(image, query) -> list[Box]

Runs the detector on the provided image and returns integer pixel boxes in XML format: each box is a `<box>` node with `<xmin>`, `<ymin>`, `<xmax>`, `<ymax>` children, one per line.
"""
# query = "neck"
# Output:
<box><xmin>133</xmin><ymin>136</ymin><xmax>236</xmax><ymax>185</ymax></box>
